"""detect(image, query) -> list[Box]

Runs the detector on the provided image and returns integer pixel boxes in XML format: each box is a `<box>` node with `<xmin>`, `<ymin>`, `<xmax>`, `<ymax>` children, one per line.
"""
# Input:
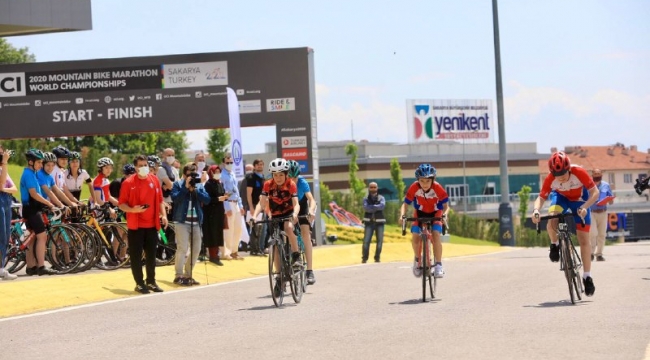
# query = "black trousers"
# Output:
<box><xmin>128</xmin><ymin>227</ymin><xmax>158</xmax><ymax>285</ymax></box>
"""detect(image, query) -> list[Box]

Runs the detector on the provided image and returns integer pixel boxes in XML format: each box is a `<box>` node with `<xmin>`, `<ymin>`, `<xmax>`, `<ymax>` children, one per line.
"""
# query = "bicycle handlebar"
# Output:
<box><xmin>534</xmin><ymin>212</ymin><xmax>585</xmax><ymax>234</ymax></box>
<box><xmin>252</xmin><ymin>215</ymin><xmax>310</xmax><ymax>225</ymax></box>
<box><xmin>400</xmin><ymin>216</ymin><xmax>447</xmax><ymax>236</ymax></box>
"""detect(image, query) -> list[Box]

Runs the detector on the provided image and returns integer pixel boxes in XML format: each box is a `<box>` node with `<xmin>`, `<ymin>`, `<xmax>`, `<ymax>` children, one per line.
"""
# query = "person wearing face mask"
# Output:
<box><xmin>221</xmin><ymin>152</ymin><xmax>246</xmax><ymax>260</ymax></box>
<box><xmin>362</xmin><ymin>182</ymin><xmax>386</xmax><ymax>264</ymax></box>
<box><xmin>194</xmin><ymin>152</ymin><xmax>208</xmax><ymax>183</ymax></box>
<box><xmin>531</xmin><ymin>151</ymin><xmax>600</xmax><ymax>297</ymax></box>
<box><xmin>118</xmin><ymin>155</ymin><xmax>168</xmax><ymax>294</ymax></box>
<box><xmin>588</xmin><ymin>169</ymin><xmax>613</xmax><ymax>262</ymax></box>
<box><xmin>157</xmin><ymin>148</ymin><xmax>176</xmax><ymax>211</ymax></box>
<box><xmin>202</xmin><ymin>165</ymin><xmax>229</xmax><ymax>265</ymax></box>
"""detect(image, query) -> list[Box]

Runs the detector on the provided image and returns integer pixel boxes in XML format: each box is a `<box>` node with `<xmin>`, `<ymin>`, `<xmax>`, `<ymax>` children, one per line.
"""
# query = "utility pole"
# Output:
<box><xmin>493</xmin><ymin>0</ymin><xmax>515</xmax><ymax>246</ymax></box>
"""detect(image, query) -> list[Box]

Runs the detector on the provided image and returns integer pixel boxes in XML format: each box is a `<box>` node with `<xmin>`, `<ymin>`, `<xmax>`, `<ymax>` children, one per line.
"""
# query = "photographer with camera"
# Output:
<box><xmin>362</xmin><ymin>182</ymin><xmax>386</xmax><ymax>264</ymax></box>
<box><xmin>171</xmin><ymin>163</ymin><xmax>210</xmax><ymax>286</ymax></box>
<box><xmin>0</xmin><ymin>147</ymin><xmax>17</xmax><ymax>280</ymax></box>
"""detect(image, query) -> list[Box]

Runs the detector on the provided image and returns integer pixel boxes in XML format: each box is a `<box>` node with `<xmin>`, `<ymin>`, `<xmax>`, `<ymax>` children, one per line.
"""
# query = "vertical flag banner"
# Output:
<box><xmin>227</xmin><ymin>87</ymin><xmax>244</xmax><ymax>178</ymax></box>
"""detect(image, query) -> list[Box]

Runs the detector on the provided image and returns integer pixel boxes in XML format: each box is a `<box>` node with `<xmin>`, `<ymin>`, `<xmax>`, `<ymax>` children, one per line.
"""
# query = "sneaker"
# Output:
<box><xmin>198</xmin><ymin>255</ymin><xmax>209</xmax><ymax>262</ymax></box>
<box><xmin>134</xmin><ymin>284</ymin><xmax>150</xmax><ymax>294</ymax></box>
<box><xmin>37</xmin><ymin>266</ymin><xmax>56</xmax><ymax>276</ymax></box>
<box><xmin>188</xmin><ymin>278</ymin><xmax>200</xmax><ymax>286</ymax></box>
<box><xmin>583</xmin><ymin>276</ymin><xmax>595</xmax><ymax>296</ymax></box>
<box><xmin>361</xmin><ymin>258</ymin><xmax>367</xmax><ymax>264</ymax></box>
<box><xmin>26</xmin><ymin>266</ymin><xmax>37</xmax><ymax>276</ymax></box>
<box><xmin>412</xmin><ymin>258</ymin><xmax>422</xmax><ymax>278</ymax></box>
<box><xmin>374</xmin><ymin>258</ymin><xmax>380</xmax><ymax>263</ymax></box>
<box><xmin>433</xmin><ymin>264</ymin><xmax>445</xmax><ymax>278</ymax></box>
<box><xmin>306</xmin><ymin>270</ymin><xmax>316</xmax><ymax>285</ymax></box>
<box><xmin>596</xmin><ymin>255</ymin><xmax>605</xmax><ymax>262</ymax></box>
<box><xmin>173</xmin><ymin>276</ymin><xmax>184</xmax><ymax>285</ymax></box>
<box><xmin>146</xmin><ymin>282</ymin><xmax>164</xmax><ymax>292</ymax></box>
<box><xmin>0</xmin><ymin>269</ymin><xmax>17</xmax><ymax>280</ymax></box>
<box><xmin>549</xmin><ymin>244</ymin><xmax>560</xmax><ymax>262</ymax></box>
<box><xmin>209</xmin><ymin>258</ymin><xmax>224</xmax><ymax>266</ymax></box>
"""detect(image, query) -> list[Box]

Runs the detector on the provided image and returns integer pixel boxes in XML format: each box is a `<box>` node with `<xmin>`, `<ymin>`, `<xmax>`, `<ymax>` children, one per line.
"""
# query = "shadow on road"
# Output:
<box><xmin>238</xmin><ymin>304</ymin><xmax>296</xmax><ymax>311</ymax></box>
<box><xmin>390</xmin><ymin>298</ymin><xmax>441</xmax><ymax>305</ymax></box>
<box><xmin>523</xmin><ymin>300</ymin><xmax>590</xmax><ymax>308</ymax></box>
<box><xmin>642</xmin><ymin>278</ymin><xmax>650</xmax><ymax>281</ymax></box>
<box><xmin>102</xmin><ymin>287</ymin><xmax>136</xmax><ymax>296</ymax></box>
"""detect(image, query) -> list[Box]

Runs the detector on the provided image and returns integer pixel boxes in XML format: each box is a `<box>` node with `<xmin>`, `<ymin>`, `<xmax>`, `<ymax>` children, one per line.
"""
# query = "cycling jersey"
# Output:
<box><xmin>36</xmin><ymin>169</ymin><xmax>55</xmax><ymax>200</ymax></box>
<box><xmin>404</xmin><ymin>181</ymin><xmax>449</xmax><ymax>213</ymax></box>
<box><xmin>93</xmin><ymin>173</ymin><xmax>111</xmax><ymax>203</ymax></box>
<box><xmin>65</xmin><ymin>168</ymin><xmax>91</xmax><ymax>192</ymax></box>
<box><xmin>261</xmin><ymin>178</ymin><xmax>298</xmax><ymax>217</ymax></box>
<box><xmin>51</xmin><ymin>165</ymin><xmax>66</xmax><ymax>190</ymax></box>
<box><xmin>540</xmin><ymin>165</ymin><xmax>595</xmax><ymax>202</ymax></box>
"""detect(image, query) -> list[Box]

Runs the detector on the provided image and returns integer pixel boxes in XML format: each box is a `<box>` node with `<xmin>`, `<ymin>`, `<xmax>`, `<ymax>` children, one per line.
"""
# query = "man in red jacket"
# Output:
<box><xmin>119</xmin><ymin>154</ymin><xmax>169</xmax><ymax>294</ymax></box>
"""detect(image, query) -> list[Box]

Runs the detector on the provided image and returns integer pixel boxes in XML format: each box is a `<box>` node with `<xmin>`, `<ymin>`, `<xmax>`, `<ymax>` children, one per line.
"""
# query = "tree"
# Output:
<box><xmin>319</xmin><ymin>182</ymin><xmax>332</xmax><ymax>211</ymax></box>
<box><xmin>344</xmin><ymin>143</ymin><xmax>366</xmax><ymax>213</ymax></box>
<box><xmin>517</xmin><ymin>185</ymin><xmax>532</xmax><ymax>227</ymax></box>
<box><xmin>0</xmin><ymin>39</ymin><xmax>36</xmax><ymax>64</ymax></box>
<box><xmin>207</xmin><ymin>129</ymin><xmax>230</xmax><ymax>164</ymax></box>
<box><xmin>389</xmin><ymin>158</ymin><xmax>406</xmax><ymax>201</ymax></box>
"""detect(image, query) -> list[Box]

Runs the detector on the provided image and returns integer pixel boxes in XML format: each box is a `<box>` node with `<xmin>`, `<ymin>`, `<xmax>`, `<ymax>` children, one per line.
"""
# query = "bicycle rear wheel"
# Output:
<box><xmin>6</xmin><ymin>229</ymin><xmax>26</xmax><ymax>274</ymax></box>
<box><xmin>290</xmin><ymin>255</ymin><xmax>304</xmax><ymax>304</ymax></box>
<box><xmin>268</xmin><ymin>239</ymin><xmax>284</xmax><ymax>307</ymax></box>
<box><xmin>560</xmin><ymin>234</ymin><xmax>576</xmax><ymax>304</ymax></box>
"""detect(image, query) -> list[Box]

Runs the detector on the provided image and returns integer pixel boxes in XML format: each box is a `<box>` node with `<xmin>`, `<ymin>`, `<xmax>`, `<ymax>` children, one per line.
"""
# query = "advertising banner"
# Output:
<box><xmin>406</xmin><ymin>99</ymin><xmax>494</xmax><ymax>143</ymax></box>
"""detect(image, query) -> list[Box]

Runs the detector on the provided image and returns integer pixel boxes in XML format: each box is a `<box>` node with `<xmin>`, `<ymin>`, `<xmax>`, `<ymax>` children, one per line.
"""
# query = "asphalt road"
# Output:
<box><xmin>2</xmin><ymin>242</ymin><xmax>649</xmax><ymax>360</ymax></box>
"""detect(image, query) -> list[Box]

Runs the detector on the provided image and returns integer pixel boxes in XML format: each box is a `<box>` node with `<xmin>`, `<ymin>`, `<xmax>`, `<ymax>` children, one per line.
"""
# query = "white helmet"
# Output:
<box><xmin>268</xmin><ymin>158</ymin><xmax>290</xmax><ymax>173</ymax></box>
<box><xmin>43</xmin><ymin>152</ymin><xmax>57</xmax><ymax>163</ymax></box>
<box><xmin>97</xmin><ymin>157</ymin><xmax>114</xmax><ymax>168</ymax></box>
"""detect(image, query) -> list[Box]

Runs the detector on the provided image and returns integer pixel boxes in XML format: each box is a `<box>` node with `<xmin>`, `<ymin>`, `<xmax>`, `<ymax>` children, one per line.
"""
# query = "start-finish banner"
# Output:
<box><xmin>0</xmin><ymin>47</ymin><xmax>317</xmax><ymax>177</ymax></box>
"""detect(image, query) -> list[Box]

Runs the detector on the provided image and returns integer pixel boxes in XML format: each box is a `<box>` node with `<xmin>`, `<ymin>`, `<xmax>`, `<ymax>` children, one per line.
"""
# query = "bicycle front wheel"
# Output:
<box><xmin>560</xmin><ymin>234</ymin><xmax>576</xmax><ymax>304</ymax></box>
<box><xmin>268</xmin><ymin>239</ymin><xmax>284</xmax><ymax>307</ymax></box>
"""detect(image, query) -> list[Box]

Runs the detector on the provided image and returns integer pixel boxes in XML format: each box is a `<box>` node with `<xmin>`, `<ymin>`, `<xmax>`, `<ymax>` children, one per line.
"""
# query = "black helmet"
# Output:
<box><xmin>25</xmin><ymin>148</ymin><xmax>44</xmax><ymax>161</ymax></box>
<box><xmin>52</xmin><ymin>145</ymin><xmax>71</xmax><ymax>159</ymax></box>
<box><xmin>147</xmin><ymin>155</ymin><xmax>161</xmax><ymax>165</ymax></box>
<box><xmin>122</xmin><ymin>163</ymin><xmax>136</xmax><ymax>175</ymax></box>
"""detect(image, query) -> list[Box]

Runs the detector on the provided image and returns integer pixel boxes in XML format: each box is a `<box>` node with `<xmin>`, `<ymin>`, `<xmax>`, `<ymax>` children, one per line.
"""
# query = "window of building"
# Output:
<box><xmin>608</xmin><ymin>173</ymin><xmax>615</xmax><ymax>185</ymax></box>
<box><xmin>623</xmin><ymin>174</ymin><xmax>632</xmax><ymax>183</ymax></box>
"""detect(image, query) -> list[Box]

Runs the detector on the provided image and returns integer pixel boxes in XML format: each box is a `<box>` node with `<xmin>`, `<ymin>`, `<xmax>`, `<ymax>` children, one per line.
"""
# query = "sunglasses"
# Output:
<box><xmin>225</xmin><ymin>162</ymin><xmax>234</xmax><ymax>164</ymax></box>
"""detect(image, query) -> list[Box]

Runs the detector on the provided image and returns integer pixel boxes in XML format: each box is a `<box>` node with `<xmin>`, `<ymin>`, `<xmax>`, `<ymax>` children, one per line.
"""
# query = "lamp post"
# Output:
<box><xmin>493</xmin><ymin>0</ymin><xmax>515</xmax><ymax>246</ymax></box>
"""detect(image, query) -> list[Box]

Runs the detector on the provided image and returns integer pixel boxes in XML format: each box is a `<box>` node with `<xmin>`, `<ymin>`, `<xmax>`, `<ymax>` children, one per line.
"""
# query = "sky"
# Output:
<box><xmin>5</xmin><ymin>0</ymin><xmax>650</xmax><ymax>155</ymax></box>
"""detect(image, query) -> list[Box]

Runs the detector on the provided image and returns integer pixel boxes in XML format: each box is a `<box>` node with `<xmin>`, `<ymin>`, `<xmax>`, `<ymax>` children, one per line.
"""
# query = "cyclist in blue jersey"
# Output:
<box><xmin>287</xmin><ymin>160</ymin><xmax>317</xmax><ymax>285</ymax></box>
<box><xmin>20</xmin><ymin>149</ymin><xmax>57</xmax><ymax>276</ymax></box>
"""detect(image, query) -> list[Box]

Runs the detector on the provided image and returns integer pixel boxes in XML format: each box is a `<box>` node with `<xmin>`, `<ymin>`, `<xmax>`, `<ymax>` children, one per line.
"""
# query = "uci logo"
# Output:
<box><xmin>0</xmin><ymin>73</ymin><xmax>26</xmax><ymax>97</ymax></box>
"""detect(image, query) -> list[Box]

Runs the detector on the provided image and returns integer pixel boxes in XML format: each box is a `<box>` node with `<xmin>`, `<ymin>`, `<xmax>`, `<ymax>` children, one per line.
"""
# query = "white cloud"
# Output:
<box><xmin>408</xmin><ymin>71</ymin><xmax>453</xmax><ymax>84</ymax></box>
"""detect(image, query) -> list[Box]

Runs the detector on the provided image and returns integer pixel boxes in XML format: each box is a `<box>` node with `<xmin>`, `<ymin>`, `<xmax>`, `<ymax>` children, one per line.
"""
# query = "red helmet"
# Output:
<box><xmin>548</xmin><ymin>151</ymin><xmax>571</xmax><ymax>176</ymax></box>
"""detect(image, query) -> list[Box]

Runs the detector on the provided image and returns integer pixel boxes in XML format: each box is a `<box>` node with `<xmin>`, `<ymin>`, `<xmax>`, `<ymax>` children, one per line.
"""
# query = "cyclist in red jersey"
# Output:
<box><xmin>399</xmin><ymin>164</ymin><xmax>450</xmax><ymax>279</ymax></box>
<box><xmin>252</xmin><ymin>158</ymin><xmax>302</xmax><ymax>267</ymax></box>
<box><xmin>531</xmin><ymin>151</ymin><xmax>599</xmax><ymax>296</ymax></box>
<box><xmin>93</xmin><ymin>157</ymin><xmax>118</xmax><ymax>219</ymax></box>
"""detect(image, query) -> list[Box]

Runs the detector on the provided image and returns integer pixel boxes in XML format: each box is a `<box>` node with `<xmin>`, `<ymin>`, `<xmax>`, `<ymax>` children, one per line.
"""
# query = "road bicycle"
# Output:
<box><xmin>401</xmin><ymin>216</ymin><xmax>446</xmax><ymax>302</ymax></box>
<box><xmin>535</xmin><ymin>213</ymin><xmax>584</xmax><ymax>304</ymax></box>
<box><xmin>254</xmin><ymin>215</ymin><xmax>306</xmax><ymax>307</ymax></box>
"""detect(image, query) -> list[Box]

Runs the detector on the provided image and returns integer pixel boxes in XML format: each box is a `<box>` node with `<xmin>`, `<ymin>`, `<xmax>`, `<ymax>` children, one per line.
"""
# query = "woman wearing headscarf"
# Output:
<box><xmin>202</xmin><ymin>165</ymin><xmax>228</xmax><ymax>265</ymax></box>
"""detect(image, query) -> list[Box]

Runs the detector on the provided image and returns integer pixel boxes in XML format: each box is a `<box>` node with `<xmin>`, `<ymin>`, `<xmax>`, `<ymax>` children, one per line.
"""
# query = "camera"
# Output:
<box><xmin>188</xmin><ymin>172</ymin><xmax>201</xmax><ymax>186</ymax></box>
<box><xmin>634</xmin><ymin>177</ymin><xmax>649</xmax><ymax>195</ymax></box>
